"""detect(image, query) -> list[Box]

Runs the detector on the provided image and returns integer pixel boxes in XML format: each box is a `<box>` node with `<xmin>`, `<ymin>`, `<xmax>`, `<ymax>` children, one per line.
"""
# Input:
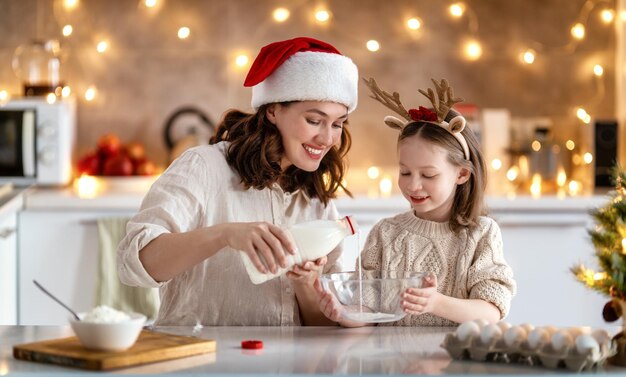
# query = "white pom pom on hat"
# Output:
<box><xmin>244</xmin><ymin>37</ymin><xmax>358</xmax><ymax>113</ymax></box>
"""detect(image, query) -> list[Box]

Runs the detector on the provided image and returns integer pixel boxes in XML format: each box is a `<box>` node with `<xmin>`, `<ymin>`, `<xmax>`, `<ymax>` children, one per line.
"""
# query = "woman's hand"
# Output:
<box><xmin>315</xmin><ymin>279</ymin><xmax>345</xmax><ymax>322</ymax></box>
<box><xmin>287</xmin><ymin>256</ymin><xmax>327</xmax><ymax>286</ymax></box>
<box><xmin>314</xmin><ymin>280</ymin><xmax>366</xmax><ymax>327</ymax></box>
<box><xmin>221</xmin><ymin>222</ymin><xmax>296</xmax><ymax>274</ymax></box>
<box><xmin>401</xmin><ymin>273</ymin><xmax>440</xmax><ymax>315</ymax></box>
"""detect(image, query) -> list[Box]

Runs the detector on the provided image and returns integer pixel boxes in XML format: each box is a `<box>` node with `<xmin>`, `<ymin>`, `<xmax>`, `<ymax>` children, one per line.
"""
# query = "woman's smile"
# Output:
<box><xmin>303</xmin><ymin>144</ymin><xmax>324</xmax><ymax>160</ymax></box>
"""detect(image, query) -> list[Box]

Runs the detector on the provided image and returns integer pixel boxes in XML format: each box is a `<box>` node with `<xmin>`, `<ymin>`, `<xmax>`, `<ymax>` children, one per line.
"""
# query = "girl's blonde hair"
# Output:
<box><xmin>398</xmin><ymin>109</ymin><xmax>487</xmax><ymax>231</ymax></box>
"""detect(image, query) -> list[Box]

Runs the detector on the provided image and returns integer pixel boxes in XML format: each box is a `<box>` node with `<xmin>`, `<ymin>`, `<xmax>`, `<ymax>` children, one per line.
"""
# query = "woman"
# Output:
<box><xmin>117</xmin><ymin>37</ymin><xmax>358</xmax><ymax>326</ymax></box>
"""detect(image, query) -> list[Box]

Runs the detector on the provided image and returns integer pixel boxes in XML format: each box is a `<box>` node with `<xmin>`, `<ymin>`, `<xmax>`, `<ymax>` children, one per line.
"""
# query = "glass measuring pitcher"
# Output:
<box><xmin>12</xmin><ymin>39</ymin><xmax>65</xmax><ymax>97</ymax></box>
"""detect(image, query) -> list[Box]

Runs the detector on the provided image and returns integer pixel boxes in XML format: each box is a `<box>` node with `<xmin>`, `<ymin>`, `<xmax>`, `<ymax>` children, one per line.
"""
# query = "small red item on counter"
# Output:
<box><xmin>241</xmin><ymin>340</ymin><xmax>263</xmax><ymax>349</ymax></box>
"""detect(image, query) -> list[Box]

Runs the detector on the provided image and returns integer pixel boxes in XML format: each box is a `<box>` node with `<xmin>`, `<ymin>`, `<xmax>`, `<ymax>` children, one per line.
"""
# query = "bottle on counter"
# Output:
<box><xmin>241</xmin><ymin>216</ymin><xmax>358</xmax><ymax>285</ymax></box>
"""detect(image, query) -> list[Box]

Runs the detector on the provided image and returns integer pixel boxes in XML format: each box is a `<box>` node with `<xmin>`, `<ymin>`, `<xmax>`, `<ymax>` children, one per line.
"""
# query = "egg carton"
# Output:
<box><xmin>441</xmin><ymin>329</ymin><xmax>616</xmax><ymax>372</ymax></box>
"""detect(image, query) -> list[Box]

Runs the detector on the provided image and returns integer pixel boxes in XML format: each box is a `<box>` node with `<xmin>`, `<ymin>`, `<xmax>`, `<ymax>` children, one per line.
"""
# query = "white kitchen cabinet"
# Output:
<box><xmin>494</xmin><ymin>212</ymin><xmax>607</xmax><ymax>327</ymax></box>
<box><xmin>0</xmin><ymin>189</ymin><xmax>24</xmax><ymax>326</ymax></box>
<box><xmin>18</xmin><ymin>209</ymin><xmax>135</xmax><ymax>325</ymax></box>
<box><xmin>0</xmin><ymin>211</ymin><xmax>18</xmax><ymax>325</ymax></box>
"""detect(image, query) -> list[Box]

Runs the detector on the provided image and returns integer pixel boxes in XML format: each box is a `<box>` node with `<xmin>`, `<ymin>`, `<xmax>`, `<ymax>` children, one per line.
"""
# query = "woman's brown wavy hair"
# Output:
<box><xmin>398</xmin><ymin>109</ymin><xmax>487</xmax><ymax>232</ymax></box>
<box><xmin>210</xmin><ymin>103</ymin><xmax>352</xmax><ymax>206</ymax></box>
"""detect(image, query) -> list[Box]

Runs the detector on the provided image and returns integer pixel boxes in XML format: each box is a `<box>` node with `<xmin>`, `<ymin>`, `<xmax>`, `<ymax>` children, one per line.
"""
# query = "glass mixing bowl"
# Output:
<box><xmin>320</xmin><ymin>270</ymin><xmax>425</xmax><ymax>323</ymax></box>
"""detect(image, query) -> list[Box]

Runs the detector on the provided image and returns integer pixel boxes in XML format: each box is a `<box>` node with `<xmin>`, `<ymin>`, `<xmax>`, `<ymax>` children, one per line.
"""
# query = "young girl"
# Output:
<box><xmin>318</xmin><ymin>78</ymin><xmax>516</xmax><ymax>327</ymax></box>
<box><xmin>117</xmin><ymin>37</ymin><xmax>358</xmax><ymax>326</ymax></box>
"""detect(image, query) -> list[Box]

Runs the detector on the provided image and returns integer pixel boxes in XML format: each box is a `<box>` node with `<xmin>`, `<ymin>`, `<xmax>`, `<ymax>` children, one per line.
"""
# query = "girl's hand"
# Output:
<box><xmin>222</xmin><ymin>222</ymin><xmax>296</xmax><ymax>274</ymax></box>
<box><xmin>401</xmin><ymin>273</ymin><xmax>440</xmax><ymax>315</ymax></box>
<box><xmin>287</xmin><ymin>256</ymin><xmax>327</xmax><ymax>286</ymax></box>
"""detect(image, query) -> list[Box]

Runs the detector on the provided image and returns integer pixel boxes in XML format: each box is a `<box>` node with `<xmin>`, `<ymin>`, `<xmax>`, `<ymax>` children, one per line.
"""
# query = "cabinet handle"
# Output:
<box><xmin>0</xmin><ymin>227</ymin><xmax>16</xmax><ymax>238</ymax></box>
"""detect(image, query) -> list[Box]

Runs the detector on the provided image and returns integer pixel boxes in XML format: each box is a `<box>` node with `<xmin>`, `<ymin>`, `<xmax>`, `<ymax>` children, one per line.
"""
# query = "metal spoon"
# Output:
<box><xmin>33</xmin><ymin>280</ymin><xmax>80</xmax><ymax>321</ymax></box>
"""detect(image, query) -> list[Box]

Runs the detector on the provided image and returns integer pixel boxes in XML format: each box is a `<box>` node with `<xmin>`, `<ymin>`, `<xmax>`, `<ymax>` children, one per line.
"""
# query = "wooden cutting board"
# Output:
<box><xmin>13</xmin><ymin>330</ymin><xmax>216</xmax><ymax>371</ymax></box>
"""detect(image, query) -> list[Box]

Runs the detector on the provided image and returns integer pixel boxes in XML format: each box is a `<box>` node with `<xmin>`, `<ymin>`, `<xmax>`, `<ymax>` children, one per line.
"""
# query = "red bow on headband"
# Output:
<box><xmin>408</xmin><ymin>106</ymin><xmax>438</xmax><ymax>122</ymax></box>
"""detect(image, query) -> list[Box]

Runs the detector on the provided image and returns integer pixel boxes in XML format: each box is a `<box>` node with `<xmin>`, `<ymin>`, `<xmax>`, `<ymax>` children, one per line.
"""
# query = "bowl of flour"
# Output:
<box><xmin>70</xmin><ymin>305</ymin><xmax>146</xmax><ymax>351</ymax></box>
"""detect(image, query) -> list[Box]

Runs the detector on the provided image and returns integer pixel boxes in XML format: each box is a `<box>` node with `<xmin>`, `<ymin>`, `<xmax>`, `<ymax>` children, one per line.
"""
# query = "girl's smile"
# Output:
<box><xmin>408</xmin><ymin>195</ymin><xmax>429</xmax><ymax>205</ymax></box>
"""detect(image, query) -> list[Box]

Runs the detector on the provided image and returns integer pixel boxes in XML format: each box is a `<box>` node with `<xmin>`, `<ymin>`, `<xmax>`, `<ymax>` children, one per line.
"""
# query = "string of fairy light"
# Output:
<box><xmin>0</xmin><ymin>0</ymin><xmax>619</xmax><ymax>198</ymax></box>
<box><xmin>0</xmin><ymin>0</ymin><xmax>616</xmax><ymax>101</ymax></box>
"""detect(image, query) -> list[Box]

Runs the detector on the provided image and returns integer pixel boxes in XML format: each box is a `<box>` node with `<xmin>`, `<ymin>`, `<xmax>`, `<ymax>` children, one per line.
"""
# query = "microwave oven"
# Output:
<box><xmin>0</xmin><ymin>97</ymin><xmax>76</xmax><ymax>186</ymax></box>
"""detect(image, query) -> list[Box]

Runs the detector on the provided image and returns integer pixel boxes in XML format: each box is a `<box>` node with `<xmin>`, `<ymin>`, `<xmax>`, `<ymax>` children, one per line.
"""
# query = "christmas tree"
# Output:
<box><xmin>572</xmin><ymin>168</ymin><xmax>626</xmax><ymax>321</ymax></box>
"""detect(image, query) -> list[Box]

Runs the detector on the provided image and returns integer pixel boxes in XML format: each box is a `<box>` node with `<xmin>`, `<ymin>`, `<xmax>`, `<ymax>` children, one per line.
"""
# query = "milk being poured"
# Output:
<box><xmin>242</xmin><ymin>216</ymin><xmax>358</xmax><ymax>284</ymax></box>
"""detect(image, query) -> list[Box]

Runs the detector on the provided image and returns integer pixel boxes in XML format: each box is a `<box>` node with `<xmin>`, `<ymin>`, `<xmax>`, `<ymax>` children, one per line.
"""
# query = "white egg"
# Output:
<box><xmin>543</xmin><ymin>325</ymin><xmax>558</xmax><ymax>335</ymax></box>
<box><xmin>456</xmin><ymin>321</ymin><xmax>481</xmax><ymax>342</ymax></box>
<box><xmin>575</xmin><ymin>334</ymin><xmax>600</xmax><ymax>354</ymax></box>
<box><xmin>580</xmin><ymin>326</ymin><xmax>592</xmax><ymax>335</ymax></box>
<box><xmin>497</xmin><ymin>321</ymin><xmax>512</xmax><ymax>333</ymax></box>
<box><xmin>591</xmin><ymin>329</ymin><xmax>612</xmax><ymax>346</ymax></box>
<box><xmin>568</xmin><ymin>326</ymin><xmax>591</xmax><ymax>337</ymax></box>
<box><xmin>480</xmin><ymin>323</ymin><xmax>503</xmax><ymax>345</ymax></box>
<box><xmin>520</xmin><ymin>323</ymin><xmax>535</xmax><ymax>333</ymax></box>
<box><xmin>504</xmin><ymin>325</ymin><xmax>527</xmax><ymax>347</ymax></box>
<box><xmin>527</xmin><ymin>328</ymin><xmax>550</xmax><ymax>349</ymax></box>
<box><xmin>474</xmin><ymin>318</ymin><xmax>490</xmax><ymax>328</ymax></box>
<box><xmin>551</xmin><ymin>330</ymin><xmax>574</xmax><ymax>352</ymax></box>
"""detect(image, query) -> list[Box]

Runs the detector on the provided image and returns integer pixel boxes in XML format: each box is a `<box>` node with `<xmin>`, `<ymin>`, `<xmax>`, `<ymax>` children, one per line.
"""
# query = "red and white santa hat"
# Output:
<box><xmin>244</xmin><ymin>37</ymin><xmax>358</xmax><ymax>113</ymax></box>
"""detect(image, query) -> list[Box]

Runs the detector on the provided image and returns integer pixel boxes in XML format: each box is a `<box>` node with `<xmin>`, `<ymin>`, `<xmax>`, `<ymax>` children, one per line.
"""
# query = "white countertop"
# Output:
<box><xmin>22</xmin><ymin>187</ymin><xmax>609</xmax><ymax>213</ymax></box>
<box><xmin>20</xmin><ymin>187</ymin><xmax>610</xmax><ymax>228</ymax></box>
<box><xmin>0</xmin><ymin>186</ymin><xmax>29</xmax><ymax>218</ymax></box>
<box><xmin>2</xmin><ymin>325</ymin><xmax>624</xmax><ymax>376</ymax></box>
<box><xmin>24</xmin><ymin>187</ymin><xmax>145</xmax><ymax>210</ymax></box>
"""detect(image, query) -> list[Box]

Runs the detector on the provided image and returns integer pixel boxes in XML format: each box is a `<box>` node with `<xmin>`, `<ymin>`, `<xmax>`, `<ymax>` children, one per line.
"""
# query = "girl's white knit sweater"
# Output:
<box><xmin>359</xmin><ymin>211</ymin><xmax>517</xmax><ymax>327</ymax></box>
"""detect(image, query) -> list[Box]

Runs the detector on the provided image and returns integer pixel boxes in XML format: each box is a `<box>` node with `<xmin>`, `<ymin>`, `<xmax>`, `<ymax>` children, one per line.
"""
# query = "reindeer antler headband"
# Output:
<box><xmin>363</xmin><ymin>77</ymin><xmax>470</xmax><ymax>160</ymax></box>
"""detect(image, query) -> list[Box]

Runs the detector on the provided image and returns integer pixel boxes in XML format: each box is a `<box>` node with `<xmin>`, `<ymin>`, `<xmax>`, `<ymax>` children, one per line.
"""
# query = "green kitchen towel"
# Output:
<box><xmin>95</xmin><ymin>217</ymin><xmax>160</xmax><ymax>320</ymax></box>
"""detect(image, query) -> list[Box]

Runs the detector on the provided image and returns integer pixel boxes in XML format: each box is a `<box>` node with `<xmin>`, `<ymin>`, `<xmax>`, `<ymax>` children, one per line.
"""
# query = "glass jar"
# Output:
<box><xmin>12</xmin><ymin>39</ymin><xmax>64</xmax><ymax>97</ymax></box>
<box><xmin>528</xmin><ymin>127</ymin><xmax>571</xmax><ymax>193</ymax></box>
